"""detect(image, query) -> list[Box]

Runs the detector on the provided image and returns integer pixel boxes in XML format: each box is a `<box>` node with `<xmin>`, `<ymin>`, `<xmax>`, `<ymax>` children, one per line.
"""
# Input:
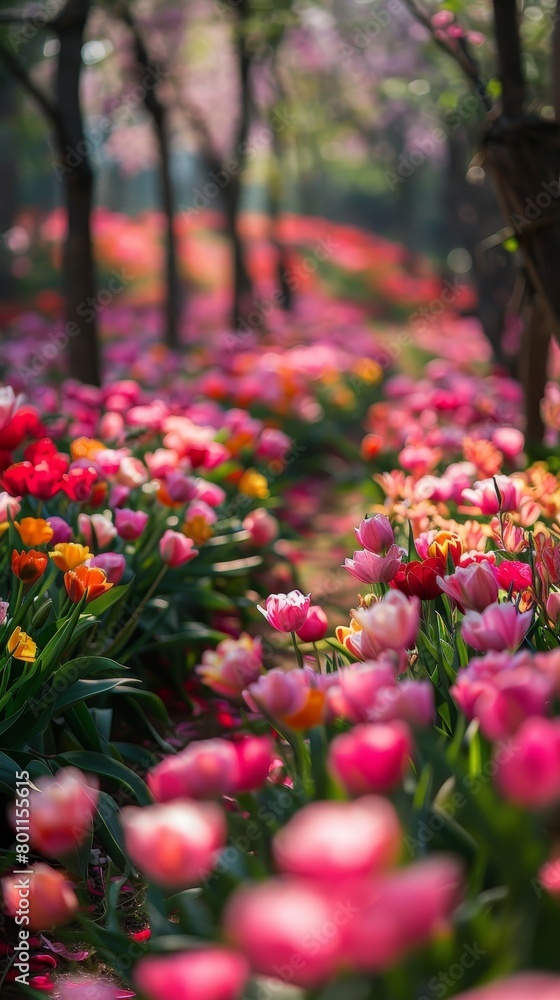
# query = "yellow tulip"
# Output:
<box><xmin>7</xmin><ymin>626</ymin><xmax>37</xmax><ymax>663</ymax></box>
<box><xmin>49</xmin><ymin>543</ymin><xmax>91</xmax><ymax>572</ymax></box>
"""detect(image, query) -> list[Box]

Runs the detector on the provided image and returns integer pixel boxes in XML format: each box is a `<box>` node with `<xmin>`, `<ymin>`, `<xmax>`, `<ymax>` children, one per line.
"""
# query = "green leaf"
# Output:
<box><xmin>58</xmin><ymin>750</ymin><xmax>152</xmax><ymax>804</ymax></box>
<box><xmin>55</xmin><ymin>678</ymin><xmax>135</xmax><ymax>711</ymax></box>
<box><xmin>86</xmin><ymin>585</ymin><xmax>130</xmax><ymax>616</ymax></box>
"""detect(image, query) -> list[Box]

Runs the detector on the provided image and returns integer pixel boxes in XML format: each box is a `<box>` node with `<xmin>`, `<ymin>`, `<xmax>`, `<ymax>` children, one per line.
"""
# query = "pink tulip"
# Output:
<box><xmin>115</xmin><ymin>508</ymin><xmax>149</xmax><ymax>540</ymax></box>
<box><xmin>492</xmin><ymin>427</ymin><xmax>525</xmax><ymax>461</ymax></box>
<box><xmin>0</xmin><ymin>490</ymin><xmax>21</xmax><ymax>521</ymax></box>
<box><xmin>461</xmin><ymin>602</ymin><xmax>532</xmax><ymax>652</ymax></box>
<box><xmin>452</xmin><ymin>663</ymin><xmax>553</xmax><ymax>740</ymax></box>
<box><xmin>0</xmin><ymin>601</ymin><xmax>8</xmax><ymax>625</ymax></box>
<box><xmin>243</xmin><ymin>668</ymin><xmax>310</xmax><ymax>718</ymax></box>
<box><xmin>242</xmin><ymin>508</ymin><xmax>279</xmax><ymax>546</ymax></box>
<box><xmin>256</xmin><ymin>428</ymin><xmax>292</xmax><ymax>462</ymax></box>
<box><xmin>159</xmin><ymin>530</ymin><xmax>198</xmax><ymax>567</ymax></box>
<box><xmin>196</xmin><ymin>634</ymin><xmax>263</xmax><ymax>699</ymax></box>
<box><xmin>9</xmin><ymin>766</ymin><xmax>98</xmax><ymax>858</ymax></box>
<box><xmin>99</xmin><ymin>410</ymin><xmax>125</xmax><ymax>442</ymax></box>
<box><xmin>78</xmin><ymin>513</ymin><xmax>117</xmax><ymax>550</ymax></box>
<box><xmin>133</xmin><ymin>949</ymin><xmax>249</xmax><ymax>1000</ymax></box>
<box><xmin>340</xmin><ymin>855</ymin><xmax>463</xmax><ymax>971</ymax></box>
<box><xmin>2</xmin><ymin>863</ymin><xmax>78</xmax><ymax>930</ymax></box>
<box><xmin>351</xmin><ymin>591</ymin><xmax>420</xmax><ymax>657</ymax></box>
<box><xmin>223</xmin><ymin>878</ymin><xmax>343</xmax><ymax>987</ymax></box>
<box><xmin>57</xmin><ymin>978</ymin><xmax>117</xmax><ymax>1000</ymax></box>
<box><xmin>121</xmin><ymin>801</ymin><xmax>225</xmax><ymax>889</ymax></box>
<box><xmin>462</xmin><ymin>475</ymin><xmax>524</xmax><ymax>515</ymax></box>
<box><xmin>328</xmin><ymin>721</ymin><xmax>413</xmax><ymax>795</ymax></box>
<box><xmin>89</xmin><ymin>552</ymin><xmax>126</xmax><ymax>585</ymax></box>
<box><xmin>257</xmin><ymin>590</ymin><xmax>311</xmax><ymax>632</ymax></box>
<box><xmin>495</xmin><ymin>717</ymin><xmax>560</xmax><ymax>807</ymax></box>
<box><xmin>273</xmin><ymin>797</ymin><xmax>401</xmax><ymax>883</ymax></box>
<box><xmin>148</xmin><ymin>739</ymin><xmax>239</xmax><ymax>801</ymax></box>
<box><xmin>231</xmin><ymin>735</ymin><xmax>275</xmax><ymax>793</ymax></box>
<box><xmin>355</xmin><ymin>514</ymin><xmax>394</xmax><ymax>553</ymax></box>
<box><xmin>344</xmin><ymin>546</ymin><xmax>403</xmax><ymax>584</ymax></box>
<box><xmin>453</xmin><ymin>974</ymin><xmax>560</xmax><ymax>1000</ymax></box>
<box><xmin>547</xmin><ymin>591</ymin><xmax>560</xmax><ymax>626</ymax></box>
<box><xmin>296</xmin><ymin>605</ymin><xmax>328</xmax><ymax>642</ymax></box>
<box><xmin>437</xmin><ymin>561</ymin><xmax>499</xmax><ymax>613</ymax></box>
<box><xmin>195</xmin><ymin>481</ymin><xmax>226</xmax><ymax>506</ymax></box>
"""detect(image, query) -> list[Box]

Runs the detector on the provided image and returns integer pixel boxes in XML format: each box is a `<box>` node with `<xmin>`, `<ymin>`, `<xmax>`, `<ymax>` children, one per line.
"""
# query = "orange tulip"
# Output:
<box><xmin>64</xmin><ymin>565</ymin><xmax>113</xmax><ymax>604</ymax></box>
<box><xmin>14</xmin><ymin>517</ymin><xmax>54</xmax><ymax>547</ymax></box>
<box><xmin>70</xmin><ymin>437</ymin><xmax>105</xmax><ymax>460</ymax></box>
<box><xmin>12</xmin><ymin>548</ymin><xmax>48</xmax><ymax>583</ymax></box>
<box><xmin>49</xmin><ymin>542</ymin><xmax>91</xmax><ymax>572</ymax></box>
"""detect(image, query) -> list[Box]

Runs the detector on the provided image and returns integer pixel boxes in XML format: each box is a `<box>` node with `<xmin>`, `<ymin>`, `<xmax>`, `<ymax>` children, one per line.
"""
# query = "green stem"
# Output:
<box><xmin>291</xmin><ymin>631</ymin><xmax>304</xmax><ymax>668</ymax></box>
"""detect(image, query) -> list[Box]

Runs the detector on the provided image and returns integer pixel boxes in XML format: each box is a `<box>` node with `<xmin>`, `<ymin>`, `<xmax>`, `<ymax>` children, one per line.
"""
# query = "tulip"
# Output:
<box><xmin>49</xmin><ymin>543</ymin><xmax>91</xmax><ymax>572</ymax></box>
<box><xmin>451</xmin><ymin>664</ymin><xmax>552</xmax><ymax>740</ymax></box>
<box><xmin>242</xmin><ymin>508</ymin><xmax>279</xmax><ymax>546</ymax></box>
<box><xmin>296</xmin><ymin>605</ymin><xmax>328</xmax><ymax>642</ymax></box>
<box><xmin>273</xmin><ymin>797</ymin><xmax>401</xmax><ymax>883</ymax></box>
<box><xmin>223</xmin><ymin>878</ymin><xmax>343</xmax><ymax>987</ymax></box>
<box><xmin>354</xmin><ymin>514</ymin><xmax>394</xmax><ymax>554</ymax></box>
<box><xmin>495</xmin><ymin>717</ymin><xmax>560</xmax><ymax>807</ymax></box>
<box><xmin>7</xmin><ymin>625</ymin><xmax>37</xmax><ymax>662</ymax></box>
<box><xmin>115</xmin><ymin>508</ymin><xmax>149</xmax><ymax>540</ymax></box>
<box><xmin>89</xmin><ymin>552</ymin><xmax>126</xmax><ymax>585</ymax></box>
<box><xmin>453</xmin><ymin>974</ymin><xmax>560</xmax><ymax>1000</ymax></box>
<box><xmin>0</xmin><ymin>601</ymin><xmax>8</xmax><ymax>625</ymax></box>
<box><xmin>257</xmin><ymin>590</ymin><xmax>311</xmax><ymax>632</ymax></box>
<box><xmin>78</xmin><ymin>513</ymin><xmax>117</xmax><ymax>550</ymax></box>
<box><xmin>148</xmin><ymin>739</ymin><xmax>239</xmax><ymax>801</ymax></box>
<box><xmin>427</xmin><ymin>529</ymin><xmax>463</xmax><ymax>565</ymax></box>
<box><xmin>462</xmin><ymin>475</ymin><xmax>524</xmax><ymax>515</ymax></box>
<box><xmin>2</xmin><ymin>863</ymin><xmax>78</xmax><ymax>930</ymax></box>
<box><xmin>493</xmin><ymin>559</ymin><xmax>532</xmax><ymax>594</ymax></box>
<box><xmin>341</xmin><ymin>855</ymin><xmax>463</xmax><ymax>972</ymax></box>
<box><xmin>256</xmin><ymin>427</ymin><xmax>291</xmax><ymax>462</ymax></box>
<box><xmin>243</xmin><ymin>668</ymin><xmax>310</xmax><ymax>719</ymax></box>
<box><xmin>64</xmin><ymin>565</ymin><xmax>113</xmax><ymax>604</ymax></box>
<box><xmin>159</xmin><ymin>529</ymin><xmax>199</xmax><ymax>567</ymax></box>
<box><xmin>47</xmin><ymin>516</ymin><xmax>73</xmax><ymax>545</ymax></box>
<box><xmin>14</xmin><ymin>517</ymin><xmax>54</xmax><ymax>547</ymax></box>
<box><xmin>0</xmin><ymin>490</ymin><xmax>21</xmax><ymax>521</ymax></box>
<box><xmin>196</xmin><ymin>634</ymin><xmax>263</xmax><ymax>699</ymax></box>
<box><xmin>57</xmin><ymin>978</ymin><xmax>117</xmax><ymax>1000</ymax></box>
<box><xmin>183</xmin><ymin>500</ymin><xmax>217</xmax><ymax>544</ymax></box>
<box><xmin>9</xmin><ymin>767</ymin><xmax>99</xmax><ymax>857</ymax></box>
<box><xmin>344</xmin><ymin>546</ymin><xmax>403</xmax><ymax>584</ymax></box>
<box><xmin>461</xmin><ymin>602</ymin><xmax>532</xmax><ymax>652</ymax></box>
<box><xmin>121</xmin><ymin>801</ymin><xmax>225</xmax><ymax>889</ymax></box>
<box><xmin>547</xmin><ymin>591</ymin><xmax>560</xmax><ymax>627</ymax></box>
<box><xmin>390</xmin><ymin>558</ymin><xmax>443</xmax><ymax>600</ymax></box>
<box><xmin>328</xmin><ymin>721</ymin><xmax>413</xmax><ymax>795</ymax></box>
<box><xmin>133</xmin><ymin>949</ymin><xmax>249</xmax><ymax>1000</ymax></box>
<box><xmin>437</xmin><ymin>561</ymin><xmax>499</xmax><ymax>613</ymax></box>
<box><xmin>237</xmin><ymin>469</ymin><xmax>269</xmax><ymax>499</ymax></box>
<box><xmin>351</xmin><ymin>591</ymin><xmax>420</xmax><ymax>657</ymax></box>
<box><xmin>11</xmin><ymin>549</ymin><xmax>48</xmax><ymax>584</ymax></box>
<box><xmin>231</xmin><ymin>735</ymin><xmax>275</xmax><ymax>793</ymax></box>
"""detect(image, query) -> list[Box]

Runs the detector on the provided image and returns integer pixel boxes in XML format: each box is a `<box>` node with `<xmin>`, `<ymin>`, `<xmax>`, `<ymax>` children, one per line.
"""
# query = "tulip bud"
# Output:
<box><xmin>328</xmin><ymin>721</ymin><xmax>413</xmax><ymax>795</ymax></box>
<box><xmin>2</xmin><ymin>863</ymin><xmax>78</xmax><ymax>930</ymax></box>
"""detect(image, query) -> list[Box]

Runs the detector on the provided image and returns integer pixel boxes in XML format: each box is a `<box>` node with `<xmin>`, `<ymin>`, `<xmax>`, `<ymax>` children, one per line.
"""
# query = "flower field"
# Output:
<box><xmin>1</xmin><ymin>204</ymin><xmax>560</xmax><ymax>1000</ymax></box>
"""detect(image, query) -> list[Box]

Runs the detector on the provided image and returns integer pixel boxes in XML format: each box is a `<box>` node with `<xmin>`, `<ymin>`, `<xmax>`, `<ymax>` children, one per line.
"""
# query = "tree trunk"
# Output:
<box><xmin>55</xmin><ymin>0</ymin><xmax>101</xmax><ymax>385</ymax></box>
<box><xmin>520</xmin><ymin>298</ymin><xmax>550</xmax><ymax>445</ymax></box>
<box><xmin>229</xmin><ymin>0</ymin><xmax>253</xmax><ymax>328</ymax></box>
<box><xmin>122</xmin><ymin>10</ymin><xmax>181</xmax><ymax>349</ymax></box>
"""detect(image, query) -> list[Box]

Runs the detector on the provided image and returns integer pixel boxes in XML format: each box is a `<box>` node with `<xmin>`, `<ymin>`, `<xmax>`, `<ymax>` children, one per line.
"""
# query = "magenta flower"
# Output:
<box><xmin>462</xmin><ymin>475</ymin><xmax>524</xmax><ymax>515</ymax></box>
<box><xmin>344</xmin><ymin>545</ymin><xmax>403</xmax><ymax>584</ymax></box>
<box><xmin>461</xmin><ymin>602</ymin><xmax>532</xmax><ymax>653</ymax></box>
<box><xmin>159</xmin><ymin>529</ymin><xmax>198</xmax><ymax>567</ymax></box>
<box><xmin>115</xmin><ymin>507</ymin><xmax>149</xmax><ymax>540</ymax></box>
<box><xmin>437</xmin><ymin>561</ymin><xmax>499</xmax><ymax>612</ymax></box>
<box><xmin>355</xmin><ymin>514</ymin><xmax>394</xmax><ymax>553</ymax></box>
<box><xmin>352</xmin><ymin>591</ymin><xmax>420</xmax><ymax>657</ymax></box>
<box><xmin>133</xmin><ymin>949</ymin><xmax>249</xmax><ymax>1000</ymax></box>
<box><xmin>257</xmin><ymin>589</ymin><xmax>311</xmax><ymax>632</ymax></box>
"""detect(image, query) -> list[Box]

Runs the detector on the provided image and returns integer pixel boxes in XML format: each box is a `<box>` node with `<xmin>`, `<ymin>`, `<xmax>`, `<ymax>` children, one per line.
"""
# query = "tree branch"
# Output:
<box><xmin>492</xmin><ymin>0</ymin><xmax>525</xmax><ymax>117</ymax></box>
<box><xmin>0</xmin><ymin>36</ymin><xmax>62</xmax><ymax>139</ymax></box>
<box><xmin>402</xmin><ymin>0</ymin><xmax>492</xmax><ymax>112</ymax></box>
